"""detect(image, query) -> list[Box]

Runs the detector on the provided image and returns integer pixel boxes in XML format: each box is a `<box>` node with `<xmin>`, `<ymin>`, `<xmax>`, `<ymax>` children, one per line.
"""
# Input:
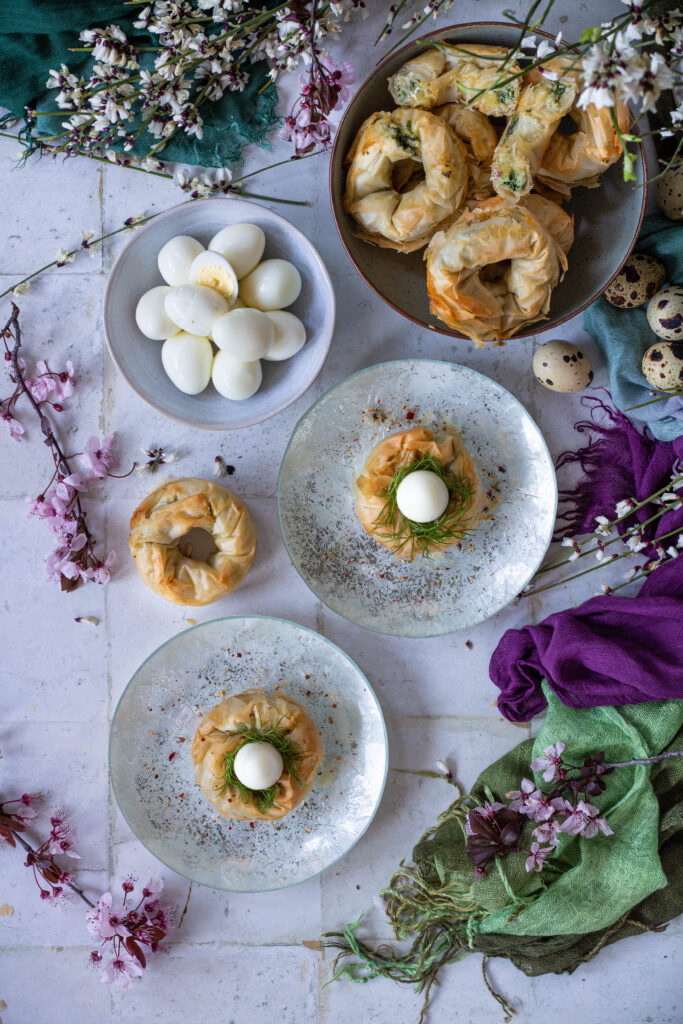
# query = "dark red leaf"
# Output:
<box><xmin>125</xmin><ymin>936</ymin><xmax>147</xmax><ymax>968</ymax></box>
<box><xmin>0</xmin><ymin>827</ymin><xmax>16</xmax><ymax>847</ymax></box>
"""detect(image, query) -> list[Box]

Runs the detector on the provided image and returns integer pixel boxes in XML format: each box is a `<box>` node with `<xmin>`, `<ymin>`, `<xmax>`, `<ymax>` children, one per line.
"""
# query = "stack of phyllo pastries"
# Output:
<box><xmin>343</xmin><ymin>43</ymin><xmax>627</xmax><ymax>345</ymax></box>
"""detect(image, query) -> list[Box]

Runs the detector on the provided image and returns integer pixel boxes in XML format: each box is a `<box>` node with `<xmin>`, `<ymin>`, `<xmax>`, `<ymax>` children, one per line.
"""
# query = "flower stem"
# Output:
<box><xmin>10</xmin><ymin>830</ymin><xmax>95</xmax><ymax>908</ymax></box>
<box><xmin>605</xmin><ymin>750</ymin><xmax>683</xmax><ymax>769</ymax></box>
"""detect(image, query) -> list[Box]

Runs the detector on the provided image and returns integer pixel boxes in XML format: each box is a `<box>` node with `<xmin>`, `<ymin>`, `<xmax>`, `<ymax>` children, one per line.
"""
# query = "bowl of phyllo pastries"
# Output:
<box><xmin>330</xmin><ymin>23</ymin><xmax>647</xmax><ymax>346</ymax></box>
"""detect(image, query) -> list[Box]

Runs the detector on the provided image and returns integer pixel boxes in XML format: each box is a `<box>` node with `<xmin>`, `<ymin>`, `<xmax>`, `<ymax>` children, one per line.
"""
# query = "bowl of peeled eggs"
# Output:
<box><xmin>330</xmin><ymin>22</ymin><xmax>647</xmax><ymax>346</ymax></box>
<box><xmin>104</xmin><ymin>198</ymin><xmax>335</xmax><ymax>429</ymax></box>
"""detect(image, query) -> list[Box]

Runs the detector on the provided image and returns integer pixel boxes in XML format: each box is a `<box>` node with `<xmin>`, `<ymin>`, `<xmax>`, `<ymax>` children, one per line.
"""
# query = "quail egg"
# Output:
<box><xmin>604</xmin><ymin>253</ymin><xmax>666</xmax><ymax>308</ymax></box>
<box><xmin>233</xmin><ymin>742</ymin><xmax>283</xmax><ymax>790</ymax></box>
<box><xmin>161</xmin><ymin>332</ymin><xmax>213</xmax><ymax>395</ymax></box>
<box><xmin>641</xmin><ymin>341</ymin><xmax>683</xmax><ymax>390</ymax></box>
<box><xmin>212</xmin><ymin>307</ymin><xmax>274</xmax><ymax>361</ymax></box>
<box><xmin>211</xmin><ymin>351</ymin><xmax>262</xmax><ymax>401</ymax></box>
<box><xmin>656</xmin><ymin>164</ymin><xmax>683</xmax><ymax>222</ymax></box>
<box><xmin>263</xmin><ymin>311</ymin><xmax>306</xmax><ymax>361</ymax></box>
<box><xmin>532</xmin><ymin>340</ymin><xmax>594</xmax><ymax>393</ymax></box>
<box><xmin>135</xmin><ymin>286</ymin><xmax>179</xmax><ymax>340</ymax></box>
<box><xmin>209</xmin><ymin>223</ymin><xmax>266</xmax><ymax>279</ymax></box>
<box><xmin>189</xmin><ymin>251</ymin><xmax>239</xmax><ymax>304</ymax></box>
<box><xmin>396</xmin><ymin>470</ymin><xmax>449</xmax><ymax>523</ymax></box>
<box><xmin>239</xmin><ymin>259</ymin><xmax>302</xmax><ymax>311</ymax></box>
<box><xmin>165</xmin><ymin>284</ymin><xmax>229</xmax><ymax>337</ymax></box>
<box><xmin>157</xmin><ymin>235</ymin><xmax>205</xmax><ymax>287</ymax></box>
<box><xmin>646</xmin><ymin>285</ymin><xmax>683</xmax><ymax>341</ymax></box>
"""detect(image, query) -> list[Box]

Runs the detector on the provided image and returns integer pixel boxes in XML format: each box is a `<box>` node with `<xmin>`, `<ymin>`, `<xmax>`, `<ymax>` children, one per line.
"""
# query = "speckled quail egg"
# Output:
<box><xmin>604</xmin><ymin>253</ymin><xmax>666</xmax><ymax>308</ymax></box>
<box><xmin>161</xmin><ymin>332</ymin><xmax>213</xmax><ymax>395</ymax></box>
<box><xmin>239</xmin><ymin>259</ymin><xmax>302</xmax><ymax>311</ymax></box>
<box><xmin>164</xmin><ymin>284</ymin><xmax>229</xmax><ymax>337</ymax></box>
<box><xmin>642</xmin><ymin>340</ymin><xmax>683</xmax><ymax>390</ymax></box>
<box><xmin>532</xmin><ymin>340</ymin><xmax>594</xmax><ymax>393</ymax></box>
<box><xmin>135</xmin><ymin>286</ymin><xmax>179</xmax><ymax>340</ymax></box>
<box><xmin>646</xmin><ymin>285</ymin><xmax>683</xmax><ymax>340</ymax></box>
<box><xmin>263</xmin><ymin>311</ymin><xmax>306</xmax><ymax>361</ymax></box>
<box><xmin>211</xmin><ymin>351</ymin><xmax>262</xmax><ymax>401</ymax></box>
<box><xmin>212</xmin><ymin>307</ymin><xmax>274</xmax><ymax>361</ymax></box>
<box><xmin>189</xmin><ymin>251</ymin><xmax>239</xmax><ymax>304</ymax></box>
<box><xmin>209</xmin><ymin>223</ymin><xmax>266</xmax><ymax>279</ymax></box>
<box><xmin>656</xmin><ymin>164</ymin><xmax>683</xmax><ymax>222</ymax></box>
<box><xmin>157</xmin><ymin>235</ymin><xmax>205</xmax><ymax>287</ymax></box>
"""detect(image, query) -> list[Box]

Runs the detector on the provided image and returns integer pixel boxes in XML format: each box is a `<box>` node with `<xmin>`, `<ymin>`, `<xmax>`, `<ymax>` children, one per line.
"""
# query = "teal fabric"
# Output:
<box><xmin>583</xmin><ymin>214</ymin><xmax>683</xmax><ymax>441</ymax></box>
<box><xmin>0</xmin><ymin>1</ymin><xmax>279</xmax><ymax>167</ymax></box>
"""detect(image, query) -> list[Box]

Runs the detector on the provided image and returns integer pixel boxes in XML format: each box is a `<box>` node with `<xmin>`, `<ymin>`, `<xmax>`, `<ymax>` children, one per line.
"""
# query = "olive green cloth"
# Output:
<box><xmin>327</xmin><ymin>685</ymin><xmax>683</xmax><ymax>987</ymax></box>
<box><xmin>0</xmin><ymin>1</ymin><xmax>279</xmax><ymax>167</ymax></box>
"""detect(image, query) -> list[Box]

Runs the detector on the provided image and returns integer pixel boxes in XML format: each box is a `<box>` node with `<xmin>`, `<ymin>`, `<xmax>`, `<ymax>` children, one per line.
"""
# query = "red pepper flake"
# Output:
<box><xmin>379</xmin><ymin>573</ymin><xmax>385</xmax><ymax>579</ymax></box>
<box><xmin>249</xmin><ymin>822</ymin><xmax>255</xmax><ymax>829</ymax></box>
<box><xmin>168</xmin><ymin>751</ymin><xmax>177</xmax><ymax>762</ymax></box>
<box><xmin>154</xmin><ymin>774</ymin><xmax>159</xmax><ymax>779</ymax></box>
<box><xmin>405</xmin><ymin>409</ymin><xmax>415</xmax><ymax>420</ymax></box>
<box><xmin>237</xmin><ymin>653</ymin><xmax>242</xmax><ymax>658</ymax></box>
<box><xmin>498</xmin><ymin>465</ymin><xmax>507</xmax><ymax>473</ymax></box>
<box><xmin>465</xmin><ymin>640</ymin><xmax>473</xmax><ymax>650</ymax></box>
<box><xmin>328</xmin><ymin>716</ymin><xmax>333</xmax><ymax>724</ymax></box>
<box><xmin>178</xmin><ymin>736</ymin><xmax>185</xmax><ymax>743</ymax></box>
<box><xmin>179</xmin><ymin>793</ymin><xmax>185</xmax><ymax>799</ymax></box>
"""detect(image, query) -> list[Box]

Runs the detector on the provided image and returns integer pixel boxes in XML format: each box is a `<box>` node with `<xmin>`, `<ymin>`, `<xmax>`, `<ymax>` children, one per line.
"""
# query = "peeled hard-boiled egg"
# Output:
<box><xmin>190</xmin><ymin>251</ymin><xmax>239</xmax><ymax>304</ymax></box>
<box><xmin>239</xmin><ymin>259</ymin><xmax>302</xmax><ymax>311</ymax></box>
<box><xmin>233</xmin><ymin>741</ymin><xmax>284</xmax><ymax>790</ymax></box>
<box><xmin>135</xmin><ymin>285</ymin><xmax>178</xmax><ymax>340</ymax></box>
<box><xmin>161</xmin><ymin>332</ymin><xmax>213</xmax><ymax>395</ymax></box>
<box><xmin>212</xmin><ymin>307</ymin><xmax>274</xmax><ymax>361</ymax></box>
<box><xmin>212</xmin><ymin>351</ymin><xmax>262</xmax><ymax>401</ymax></box>
<box><xmin>263</xmin><ymin>311</ymin><xmax>306</xmax><ymax>361</ymax></box>
<box><xmin>165</xmin><ymin>284</ymin><xmax>229</xmax><ymax>337</ymax></box>
<box><xmin>209</xmin><ymin>223</ymin><xmax>265</xmax><ymax>279</ymax></box>
<box><xmin>396</xmin><ymin>470</ymin><xmax>449</xmax><ymax>523</ymax></box>
<box><xmin>157</xmin><ymin>235</ymin><xmax>204</xmax><ymax>287</ymax></box>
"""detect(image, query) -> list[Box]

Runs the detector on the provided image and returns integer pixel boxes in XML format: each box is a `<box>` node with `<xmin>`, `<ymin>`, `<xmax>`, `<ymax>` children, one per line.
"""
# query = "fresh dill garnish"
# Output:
<box><xmin>221</xmin><ymin>721</ymin><xmax>303</xmax><ymax>814</ymax></box>
<box><xmin>373</xmin><ymin>454</ymin><xmax>475</xmax><ymax>561</ymax></box>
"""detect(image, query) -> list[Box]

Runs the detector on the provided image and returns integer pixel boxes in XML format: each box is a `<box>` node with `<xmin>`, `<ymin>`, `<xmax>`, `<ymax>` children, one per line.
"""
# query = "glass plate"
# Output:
<box><xmin>110</xmin><ymin>616</ymin><xmax>388</xmax><ymax>892</ymax></box>
<box><xmin>278</xmin><ymin>359</ymin><xmax>556</xmax><ymax>637</ymax></box>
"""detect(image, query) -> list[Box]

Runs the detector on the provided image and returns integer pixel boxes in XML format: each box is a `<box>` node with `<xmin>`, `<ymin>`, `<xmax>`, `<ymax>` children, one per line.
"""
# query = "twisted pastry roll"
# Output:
<box><xmin>434</xmin><ymin>102</ymin><xmax>498</xmax><ymax>200</ymax></box>
<box><xmin>425</xmin><ymin>195</ymin><xmax>573</xmax><ymax>344</ymax></box>
<box><xmin>128</xmin><ymin>477</ymin><xmax>256</xmax><ymax>605</ymax></box>
<box><xmin>343</xmin><ymin>108</ymin><xmax>469</xmax><ymax>252</ymax></box>
<box><xmin>537</xmin><ymin>93</ymin><xmax>628</xmax><ymax>195</ymax></box>
<box><xmin>388</xmin><ymin>44</ymin><xmax>521</xmax><ymax>118</ymax></box>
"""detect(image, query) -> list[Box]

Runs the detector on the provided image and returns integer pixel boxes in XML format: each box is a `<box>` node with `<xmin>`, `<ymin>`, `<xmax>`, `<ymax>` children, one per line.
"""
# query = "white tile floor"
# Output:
<box><xmin>0</xmin><ymin>2</ymin><xmax>680</xmax><ymax>1022</ymax></box>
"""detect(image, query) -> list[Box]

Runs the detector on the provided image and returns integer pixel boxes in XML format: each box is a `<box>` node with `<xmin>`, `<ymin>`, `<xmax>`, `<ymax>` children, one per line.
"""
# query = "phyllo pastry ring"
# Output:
<box><xmin>388</xmin><ymin>44</ymin><xmax>521</xmax><ymax>118</ymax></box>
<box><xmin>128</xmin><ymin>477</ymin><xmax>257</xmax><ymax>606</ymax></box>
<box><xmin>355</xmin><ymin>425</ymin><xmax>486</xmax><ymax>560</ymax></box>
<box><xmin>537</xmin><ymin>95</ymin><xmax>628</xmax><ymax>195</ymax></box>
<box><xmin>192</xmin><ymin>692</ymin><xmax>323</xmax><ymax>822</ymax></box>
<box><xmin>425</xmin><ymin>195</ymin><xmax>573</xmax><ymax>344</ymax></box>
<box><xmin>343</xmin><ymin>108</ymin><xmax>469</xmax><ymax>252</ymax></box>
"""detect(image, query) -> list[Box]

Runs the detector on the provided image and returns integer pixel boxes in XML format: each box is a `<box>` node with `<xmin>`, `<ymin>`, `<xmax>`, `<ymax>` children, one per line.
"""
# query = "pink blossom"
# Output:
<box><xmin>525</xmin><ymin>842</ymin><xmax>553</xmax><ymax>873</ymax></box>
<box><xmin>85</xmin><ymin>550</ymin><xmax>116</xmax><ymax>585</ymax></box>
<box><xmin>99</xmin><ymin>952</ymin><xmax>144</xmax><ymax>989</ymax></box>
<box><xmin>87</xmin><ymin>893</ymin><xmax>124</xmax><ymax>941</ymax></box>
<box><xmin>532</xmin><ymin>818</ymin><xmax>560</xmax><ymax>845</ymax></box>
<box><xmin>2</xmin><ymin>413</ymin><xmax>24</xmax><ymax>441</ymax></box>
<box><xmin>557</xmin><ymin>800</ymin><xmax>613</xmax><ymax>838</ymax></box>
<box><xmin>53</xmin><ymin>362</ymin><xmax>76</xmax><ymax>400</ymax></box>
<box><xmin>142</xmin><ymin>877</ymin><xmax>163</xmax><ymax>898</ymax></box>
<box><xmin>506</xmin><ymin>778</ymin><xmax>542</xmax><ymax>815</ymax></box>
<box><xmin>531</xmin><ymin>742</ymin><xmax>565</xmax><ymax>782</ymax></box>
<box><xmin>80</xmin><ymin>434</ymin><xmax>118</xmax><ymax>478</ymax></box>
<box><xmin>321</xmin><ymin>57</ymin><xmax>355</xmax><ymax>102</ymax></box>
<box><xmin>27</xmin><ymin>494</ymin><xmax>60</xmax><ymax>520</ymax></box>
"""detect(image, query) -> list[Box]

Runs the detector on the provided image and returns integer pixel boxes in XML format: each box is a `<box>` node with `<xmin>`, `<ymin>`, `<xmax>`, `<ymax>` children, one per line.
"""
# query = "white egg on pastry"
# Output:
<box><xmin>396</xmin><ymin>470</ymin><xmax>450</xmax><ymax>523</ymax></box>
<box><xmin>233</xmin><ymin>742</ymin><xmax>284</xmax><ymax>790</ymax></box>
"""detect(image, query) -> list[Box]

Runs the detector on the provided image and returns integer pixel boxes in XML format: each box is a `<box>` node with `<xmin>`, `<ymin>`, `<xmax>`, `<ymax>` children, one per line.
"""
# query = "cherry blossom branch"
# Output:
<box><xmin>10</xmin><ymin>830</ymin><xmax>95</xmax><ymax>908</ymax></box>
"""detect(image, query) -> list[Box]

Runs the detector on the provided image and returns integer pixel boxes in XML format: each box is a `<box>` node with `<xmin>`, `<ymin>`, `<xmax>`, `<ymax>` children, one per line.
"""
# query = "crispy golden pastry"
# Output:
<box><xmin>425</xmin><ymin>195</ymin><xmax>573</xmax><ymax>344</ymax></box>
<box><xmin>491</xmin><ymin>58</ymin><xmax>578</xmax><ymax>202</ymax></box>
<box><xmin>128</xmin><ymin>477</ymin><xmax>256</xmax><ymax>606</ymax></box>
<box><xmin>388</xmin><ymin>44</ymin><xmax>521</xmax><ymax>118</ymax></box>
<box><xmin>537</xmin><ymin>95</ymin><xmax>628</xmax><ymax>195</ymax></box>
<box><xmin>192</xmin><ymin>692</ymin><xmax>323</xmax><ymax>822</ymax></box>
<box><xmin>434</xmin><ymin>101</ymin><xmax>498</xmax><ymax>199</ymax></box>
<box><xmin>355</xmin><ymin>426</ymin><xmax>486</xmax><ymax>560</ymax></box>
<box><xmin>343</xmin><ymin>108</ymin><xmax>469</xmax><ymax>252</ymax></box>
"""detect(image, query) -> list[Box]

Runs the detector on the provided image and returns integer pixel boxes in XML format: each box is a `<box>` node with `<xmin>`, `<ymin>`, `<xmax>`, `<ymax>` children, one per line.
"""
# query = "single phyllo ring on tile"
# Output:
<box><xmin>191</xmin><ymin>692</ymin><xmax>323</xmax><ymax>821</ymax></box>
<box><xmin>343</xmin><ymin>108</ymin><xmax>469</xmax><ymax>252</ymax></box>
<box><xmin>387</xmin><ymin>43</ymin><xmax>521</xmax><ymax>118</ymax></box>
<box><xmin>425</xmin><ymin>195</ymin><xmax>573</xmax><ymax>344</ymax></box>
<box><xmin>355</xmin><ymin>425</ymin><xmax>486</xmax><ymax>561</ymax></box>
<box><xmin>128</xmin><ymin>477</ymin><xmax>256</xmax><ymax>606</ymax></box>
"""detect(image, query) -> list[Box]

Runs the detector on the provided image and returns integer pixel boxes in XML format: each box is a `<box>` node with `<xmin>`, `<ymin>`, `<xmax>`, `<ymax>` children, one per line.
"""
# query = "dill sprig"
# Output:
<box><xmin>221</xmin><ymin>722</ymin><xmax>303</xmax><ymax>814</ymax></box>
<box><xmin>373</xmin><ymin>454</ymin><xmax>475</xmax><ymax>560</ymax></box>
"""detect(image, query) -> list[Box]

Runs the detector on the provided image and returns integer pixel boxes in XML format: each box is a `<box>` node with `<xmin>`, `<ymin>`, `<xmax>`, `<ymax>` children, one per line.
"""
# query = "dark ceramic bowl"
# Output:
<box><xmin>330</xmin><ymin>22</ymin><xmax>647</xmax><ymax>341</ymax></box>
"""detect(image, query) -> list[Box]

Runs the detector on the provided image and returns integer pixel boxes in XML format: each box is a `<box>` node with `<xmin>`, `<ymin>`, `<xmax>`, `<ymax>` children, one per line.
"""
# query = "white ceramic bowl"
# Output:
<box><xmin>104</xmin><ymin>198</ymin><xmax>335</xmax><ymax>430</ymax></box>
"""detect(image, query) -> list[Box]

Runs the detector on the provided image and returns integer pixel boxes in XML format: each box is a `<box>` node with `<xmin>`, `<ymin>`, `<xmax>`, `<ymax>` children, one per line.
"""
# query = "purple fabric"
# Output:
<box><xmin>491</xmin><ymin>399</ymin><xmax>683</xmax><ymax>723</ymax></box>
